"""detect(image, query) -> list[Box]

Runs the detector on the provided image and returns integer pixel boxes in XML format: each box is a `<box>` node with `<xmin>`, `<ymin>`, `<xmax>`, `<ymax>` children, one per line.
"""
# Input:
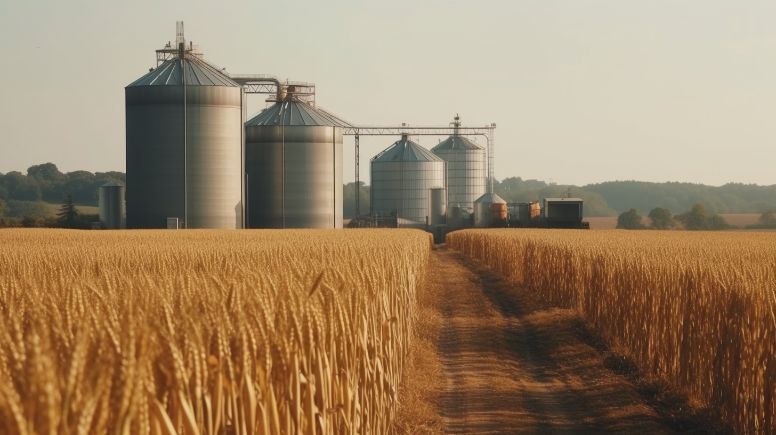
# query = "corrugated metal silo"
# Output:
<box><xmin>430</xmin><ymin>187</ymin><xmax>447</xmax><ymax>226</ymax></box>
<box><xmin>99</xmin><ymin>183</ymin><xmax>125</xmax><ymax>229</ymax></box>
<box><xmin>125</xmin><ymin>34</ymin><xmax>243</xmax><ymax>229</ymax></box>
<box><xmin>371</xmin><ymin>135</ymin><xmax>445</xmax><ymax>227</ymax></box>
<box><xmin>431</xmin><ymin>116</ymin><xmax>486</xmax><ymax>214</ymax></box>
<box><xmin>245</xmin><ymin>96</ymin><xmax>348</xmax><ymax>228</ymax></box>
<box><xmin>474</xmin><ymin>192</ymin><xmax>507</xmax><ymax>227</ymax></box>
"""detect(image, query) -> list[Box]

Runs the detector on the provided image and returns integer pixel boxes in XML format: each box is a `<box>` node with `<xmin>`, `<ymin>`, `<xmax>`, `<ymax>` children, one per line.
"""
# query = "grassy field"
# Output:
<box><xmin>0</xmin><ymin>229</ymin><xmax>432</xmax><ymax>434</ymax></box>
<box><xmin>448</xmin><ymin>229</ymin><xmax>776</xmax><ymax>434</ymax></box>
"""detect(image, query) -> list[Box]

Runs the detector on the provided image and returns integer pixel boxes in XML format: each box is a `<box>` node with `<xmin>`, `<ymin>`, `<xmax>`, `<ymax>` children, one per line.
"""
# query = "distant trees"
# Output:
<box><xmin>648</xmin><ymin>207</ymin><xmax>674</xmax><ymax>229</ymax></box>
<box><xmin>746</xmin><ymin>210</ymin><xmax>776</xmax><ymax>229</ymax></box>
<box><xmin>585</xmin><ymin>180</ymin><xmax>776</xmax><ymax>215</ymax></box>
<box><xmin>343</xmin><ymin>182</ymin><xmax>370</xmax><ymax>219</ymax></box>
<box><xmin>616</xmin><ymin>209</ymin><xmax>645</xmax><ymax>229</ymax></box>
<box><xmin>675</xmin><ymin>203</ymin><xmax>730</xmax><ymax>231</ymax></box>
<box><xmin>494</xmin><ymin>177</ymin><xmax>616</xmax><ymax>217</ymax></box>
<box><xmin>0</xmin><ymin>163</ymin><xmax>124</xmax><ymax>208</ymax></box>
<box><xmin>56</xmin><ymin>194</ymin><xmax>79</xmax><ymax>228</ymax></box>
<box><xmin>758</xmin><ymin>211</ymin><xmax>776</xmax><ymax>226</ymax></box>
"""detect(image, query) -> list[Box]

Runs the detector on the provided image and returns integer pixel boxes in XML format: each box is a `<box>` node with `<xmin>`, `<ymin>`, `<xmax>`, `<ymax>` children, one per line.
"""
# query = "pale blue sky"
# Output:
<box><xmin>1</xmin><ymin>0</ymin><xmax>774</xmax><ymax>185</ymax></box>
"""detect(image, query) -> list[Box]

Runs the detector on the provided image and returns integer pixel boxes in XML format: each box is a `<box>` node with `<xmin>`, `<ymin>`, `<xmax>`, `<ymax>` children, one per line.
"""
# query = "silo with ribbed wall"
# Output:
<box><xmin>125</xmin><ymin>32</ymin><xmax>243</xmax><ymax>229</ymax></box>
<box><xmin>370</xmin><ymin>135</ymin><xmax>445</xmax><ymax>227</ymax></box>
<box><xmin>431</xmin><ymin>117</ymin><xmax>486</xmax><ymax>215</ymax></box>
<box><xmin>245</xmin><ymin>96</ymin><xmax>348</xmax><ymax>228</ymax></box>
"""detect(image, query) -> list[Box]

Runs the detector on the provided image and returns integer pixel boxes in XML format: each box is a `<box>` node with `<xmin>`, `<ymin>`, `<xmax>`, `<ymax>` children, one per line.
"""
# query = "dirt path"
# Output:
<box><xmin>433</xmin><ymin>248</ymin><xmax>673</xmax><ymax>434</ymax></box>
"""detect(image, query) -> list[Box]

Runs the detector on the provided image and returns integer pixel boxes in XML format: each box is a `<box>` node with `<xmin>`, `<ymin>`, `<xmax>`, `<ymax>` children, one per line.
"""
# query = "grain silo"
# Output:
<box><xmin>431</xmin><ymin>115</ymin><xmax>486</xmax><ymax>214</ymax></box>
<box><xmin>245</xmin><ymin>90</ymin><xmax>349</xmax><ymax>228</ymax></box>
<box><xmin>125</xmin><ymin>24</ymin><xmax>243</xmax><ymax>229</ymax></box>
<box><xmin>370</xmin><ymin>135</ymin><xmax>445</xmax><ymax>227</ymax></box>
<box><xmin>474</xmin><ymin>192</ymin><xmax>507</xmax><ymax>227</ymax></box>
<box><xmin>98</xmin><ymin>183</ymin><xmax>125</xmax><ymax>229</ymax></box>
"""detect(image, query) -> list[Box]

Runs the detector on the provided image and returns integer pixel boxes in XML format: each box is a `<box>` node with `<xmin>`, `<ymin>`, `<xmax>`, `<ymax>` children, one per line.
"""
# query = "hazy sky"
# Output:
<box><xmin>1</xmin><ymin>0</ymin><xmax>774</xmax><ymax>186</ymax></box>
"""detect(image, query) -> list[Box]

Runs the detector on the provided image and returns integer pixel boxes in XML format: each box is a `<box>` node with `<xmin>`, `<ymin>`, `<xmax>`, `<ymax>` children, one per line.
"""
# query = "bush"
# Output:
<box><xmin>676</xmin><ymin>203</ymin><xmax>732</xmax><ymax>231</ymax></box>
<box><xmin>616</xmin><ymin>209</ymin><xmax>645</xmax><ymax>229</ymax></box>
<box><xmin>648</xmin><ymin>207</ymin><xmax>674</xmax><ymax>229</ymax></box>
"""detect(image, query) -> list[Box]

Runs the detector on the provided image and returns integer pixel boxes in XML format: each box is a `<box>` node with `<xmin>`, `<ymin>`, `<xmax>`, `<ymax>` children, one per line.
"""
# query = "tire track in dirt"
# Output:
<box><xmin>433</xmin><ymin>248</ymin><xmax>672</xmax><ymax>434</ymax></box>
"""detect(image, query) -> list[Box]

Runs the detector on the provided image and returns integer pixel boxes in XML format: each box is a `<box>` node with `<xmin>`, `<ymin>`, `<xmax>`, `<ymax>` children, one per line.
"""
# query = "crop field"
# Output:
<box><xmin>448</xmin><ymin>229</ymin><xmax>776</xmax><ymax>434</ymax></box>
<box><xmin>0</xmin><ymin>229</ymin><xmax>431</xmax><ymax>434</ymax></box>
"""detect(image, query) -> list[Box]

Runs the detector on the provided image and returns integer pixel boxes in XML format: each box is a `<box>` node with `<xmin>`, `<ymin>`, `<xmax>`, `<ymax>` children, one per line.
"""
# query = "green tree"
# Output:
<box><xmin>676</xmin><ymin>203</ymin><xmax>709</xmax><ymax>230</ymax></box>
<box><xmin>648</xmin><ymin>207</ymin><xmax>674</xmax><ymax>229</ymax></box>
<box><xmin>343</xmin><ymin>182</ymin><xmax>370</xmax><ymax>219</ymax></box>
<box><xmin>2</xmin><ymin>171</ymin><xmax>41</xmax><ymax>201</ymax></box>
<box><xmin>0</xmin><ymin>198</ymin><xmax>5</xmax><ymax>217</ymax></box>
<box><xmin>708</xmin><ymin>214</ymin><xmax>731</xmax><ymax>230</ymax></box>
<box><xmin>676</xmin><ymin>203</ymin><xmax>731</xmax><ymax>230</ymax></box>
<box><xmin>759</xmin><ymin>211</ymin><xmax>776</xmax><ymax>227</ymax></box>
<box><xmin>56</xmin><ymin>194</ymin><xmax>79</xmax><ymax>228</ymax></box>
<box><xmin>616</xmin><ymin>208</ymin><xmax>644</xmax><ymax>229</ymax></box>
<box><xmin>28</xmin><ymin>163</ymin><xmax>66</xmax><ymax>202</ymax></box>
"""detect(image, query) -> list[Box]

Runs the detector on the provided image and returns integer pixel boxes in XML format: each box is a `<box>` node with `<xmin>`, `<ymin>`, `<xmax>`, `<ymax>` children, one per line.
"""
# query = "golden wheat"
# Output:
<box><xmin>448</xmin><ymin>229</ymin><xmax>776</xmax><ymax>435</ymax></box>
<box><xmin>0</xmin><ymin>229</ymin><xmax>432</xmax><ymax>434</ymax></box>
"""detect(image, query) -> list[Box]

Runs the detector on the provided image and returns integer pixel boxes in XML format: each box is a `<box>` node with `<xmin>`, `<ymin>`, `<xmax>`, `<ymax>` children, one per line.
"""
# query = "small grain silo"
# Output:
<box><xmin>474</xmin><ymin>192</ymin><xmax>507</xmax><ymax>227</ymax></box>
<box><xmin>245</xmin><ymin>91</ymin><xmax>348</xmax><ymax>228</ymax></box>
<box><xmin>125</xmin><ymin>24</ymin><xmax>243</xmax><ymax>229</ymax></box>
<box><xmin>431</xmin><ymin>115</ymin><xmax>486</xmax><ymax>214</ymax></box>
<box><xmin>370</xmin><ymin>135</ymin><xmax>445</xmax><ymax>227</ymax></box>
<box><xmin>98</xmin><ymin>183</ymin><xmax>125</xmax><ymax>229</ymax></box>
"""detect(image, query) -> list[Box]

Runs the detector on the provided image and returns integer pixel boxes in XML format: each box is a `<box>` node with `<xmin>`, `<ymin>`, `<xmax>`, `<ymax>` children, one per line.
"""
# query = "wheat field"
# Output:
<box><xmin>0</xmin><ymin>229</ymin><xmax>432</xmax><ymax>435</ymax></box>
<box><xmin>448</xmin><ymin>229</ymin><xmax>776</xmax><ymax>434</ymax></box>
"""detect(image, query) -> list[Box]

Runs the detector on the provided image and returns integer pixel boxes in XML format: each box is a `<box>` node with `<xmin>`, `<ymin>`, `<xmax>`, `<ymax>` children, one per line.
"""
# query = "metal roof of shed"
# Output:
<box><xmin>544</xmin><ymin>198</ymin><xmax>584</xmax><ymax>202</ymax></box>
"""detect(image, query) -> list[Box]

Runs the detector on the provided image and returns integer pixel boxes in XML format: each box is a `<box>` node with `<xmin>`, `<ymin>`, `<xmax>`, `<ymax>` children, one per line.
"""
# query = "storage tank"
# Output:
<box><xmin>125</xmin><ymin>31</ymin><xmax>243</xmax><ymax>229</ymax></box>
<box><xmin>371</xmin><ymin>135</ymin><xmax>445</xmax><ymax>227</ymax></box>
<box><xmin>474</xmin><ymin>192</ymin><xmax>507</xmax><ymax>227</ymax></box>
<box><xmin>245</xmin><ymin>94</ymin><xmax>348</xmax><ymax>228</ymax></box>
<box><xmin>98</xmin><ymin>183</ymin><xmax>125</xmax><ymax>229</ymax></box>
<box><xmin>430</xmin><ymin>187</ymin><xmax>447</xmax><ymax>226</ymax></box>
<box><xmin>431</xmin><ymin>115</ymin><xmax>486</xmax><ymax>214</ymax></box>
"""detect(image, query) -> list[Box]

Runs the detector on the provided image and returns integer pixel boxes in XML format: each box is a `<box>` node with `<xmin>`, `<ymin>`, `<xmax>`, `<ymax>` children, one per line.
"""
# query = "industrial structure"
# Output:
<box><xmin>542</xmin><ymin>198</ymin><xmax>588</xmax><ymax>228</ymax></box>
<box><xmin>474</xmin><ymin>193</ymin><xmax>508</xmax><ymax>228</ymax></box>
<box><xmin>370</xmin><ymin>134</ymin><xmax>445</xmax><ymax>227</ymax></box>
<box><xmin>123</xmin><ymin>23</ymin><xmax>585</xmax><ymax>235</ymax></box>
<box><xmin>245</xmin><ymin>93</ymin><xmax>349</xmax><ymax>228</ymax></box>
<box><xmin>98</xmin><ymin>183</ymin><xmax>125</xmax><ymax>229</ymax></box>
<box><xmin>125</xmin><ymin>22</ymin><xmax>243</xmax><ymax>229</ymax></box>
<box><xmin>431</xmin><ymin>115</ymin><xmax>487</xmax><ymax>215</ymax></box>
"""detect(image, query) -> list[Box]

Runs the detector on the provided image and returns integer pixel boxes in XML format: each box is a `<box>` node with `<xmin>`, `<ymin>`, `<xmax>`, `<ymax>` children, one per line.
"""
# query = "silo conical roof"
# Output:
<box><xmin>431</xmin><ymin>136</ymin><xmax>484</xmax><ymax>152</ymax></box>
<box><xmin>372</xmin><ymin>136</ymin><xmax>442</xmax><ymax>162</ymax></box>
<box><xmin>246</xmin><ymin>101</ymin><xmax>352</xmax><ymax>127</ymax></box>
<box><xmin>474</xmin><ymin>192</ymin><xmax>506</xmax><ymax>204</ymax></box>
<box><xmin>127</xmin><ymin>56</ymin><xmax>238</xmax><ymax>87</ymax></box>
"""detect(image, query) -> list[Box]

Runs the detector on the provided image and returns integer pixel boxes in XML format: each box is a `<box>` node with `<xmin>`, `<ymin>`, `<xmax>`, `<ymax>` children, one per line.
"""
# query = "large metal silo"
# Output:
<box><xmin>125</xmin><ymin>35</ymin><xmax>243</xmax><ymax>229</ymax></box>
<box><xmin>431</xmin><ymin>116</ymin><xmax>486</xmax><ymax>214</ymax></box>
<box><xmin>371</xmin><ymin>135</ymin><xmax>445</xmax><ymax>227</ymax></box>
<box><xmin>99</xmin><ymin>183</ymin><xmax>125</xmax><ymax>229</ymax></box>
<box><xmin>245</xmin><ymin>97</ymin><xmax>348</xmax><ymax>228</ymax></box>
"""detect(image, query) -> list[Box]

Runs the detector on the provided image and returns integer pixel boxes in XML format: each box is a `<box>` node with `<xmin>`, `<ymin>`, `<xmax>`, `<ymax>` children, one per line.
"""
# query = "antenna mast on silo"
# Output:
<box><xmin>176</xmin><ymin>21</ymin><xmax>185</xmax><ymax>46</ymax></box>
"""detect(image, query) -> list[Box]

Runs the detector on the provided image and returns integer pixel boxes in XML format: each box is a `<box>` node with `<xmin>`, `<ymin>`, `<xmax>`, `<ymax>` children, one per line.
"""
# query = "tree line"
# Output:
<box><xmin>2</xmin><ymin>163</ymin><xmax>775</xmax><ymax>226</ymax></box>
<box><xmin>0</xmin><ymin>163</ymin><xmax>124</xmax><ymax>206</ymax></box>
<box><xmin>617</xmin><ymin>205</ymin><xmax>776</xmax><ymax>230</ymax></box>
